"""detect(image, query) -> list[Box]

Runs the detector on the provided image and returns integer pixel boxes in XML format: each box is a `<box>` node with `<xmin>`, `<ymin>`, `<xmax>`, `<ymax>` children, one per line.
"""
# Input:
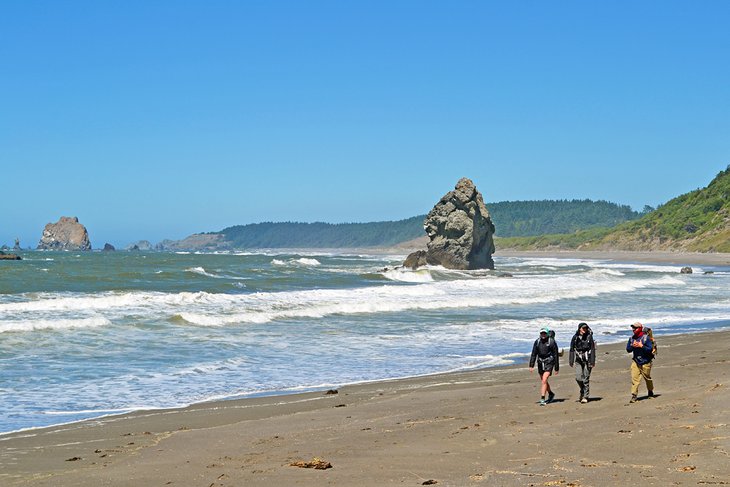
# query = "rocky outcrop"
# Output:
<box><xmin>156</xmin><ymin>233</ymin><xmax>230</xmax><ymax>251</ymax></box>
<box><xmin>37</xmin><ymin>217</ymin><xmax>92</xmax><ymax>251</ymax></box>
<box><xmin>0</xmin><ymin>250</ymin><xmax>22</xmax><ymax>260</ymax></box>
<box><xmin>102</xmin><ymin>243</ymin><xmax>116</xmax><ymax>251</ymax></box>
<box><xmin>404</xmin><ymin>178</ymin><xmax>495</xmax><ymax>270</ymax></box>
<box><xmin>403</xmin><ymin>250</ymin><xmax>427</xmax><ymax>269</ymax></box>
<box><xmin>125</xmin><ymin>240</ymin><xmax>153</xmax><ymax>251</ymax></box>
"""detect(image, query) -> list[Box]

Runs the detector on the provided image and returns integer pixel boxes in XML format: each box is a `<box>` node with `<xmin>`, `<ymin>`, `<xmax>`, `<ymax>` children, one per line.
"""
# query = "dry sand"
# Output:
<box><xmin>2</xmin><ymin>330</ymin><xmax>729</xmax><ymax>486</ymax></box>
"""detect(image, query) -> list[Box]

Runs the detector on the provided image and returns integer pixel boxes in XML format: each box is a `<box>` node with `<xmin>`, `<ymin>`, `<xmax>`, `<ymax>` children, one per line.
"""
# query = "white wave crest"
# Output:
<box><xmin>0</xmin><ymin>316</ymin><xmax>112</xmax><ymax>333</ymax></box>
<box><xmin>0</xmin><ymin>271</ymin><xmax>688</xmax><ymax>329</ymax></box>
<box><xmin>382</xmin><ymin>267</ymin><xmax>434</xmax><ymax>282</ymax></box>
<box><xmin>185</xmin><ymin>266</ymin><xmax>217</xmax><ymax>278</ymax></box>
<box><xmin>184</xmin><ymin>267</ymin><xmax>247</xmax><ymax>280</ymax></box>
<box><xmin>271</xmin><ymin>258</ymin><xmax>321</xmax><ymax>267</ymax></box>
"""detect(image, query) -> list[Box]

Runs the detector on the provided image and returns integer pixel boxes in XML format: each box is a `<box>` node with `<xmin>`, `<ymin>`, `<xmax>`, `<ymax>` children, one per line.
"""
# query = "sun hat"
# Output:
<box><xmin>540</xmin><ymin>327</ymin><xmax>549</xmax><ymax>334</ymax></box>
<box><xmin>631</xmin><ymin>322</ymin><xmax>643</xmax><ymax>329</ymax></box>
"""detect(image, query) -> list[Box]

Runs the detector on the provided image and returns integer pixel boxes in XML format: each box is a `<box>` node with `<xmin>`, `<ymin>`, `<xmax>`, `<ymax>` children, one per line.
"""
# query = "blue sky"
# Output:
<box><xmin>2</xmin><ymin>1</ymin><xmax>729</xmax><ymax>248</ymax></box>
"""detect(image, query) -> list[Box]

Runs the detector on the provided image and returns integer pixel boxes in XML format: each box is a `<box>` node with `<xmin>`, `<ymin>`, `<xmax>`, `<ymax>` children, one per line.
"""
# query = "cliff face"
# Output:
<box><xmin>37</xmin><ymin>216</ymin><xmax>92</xmax><ymax>251</ymax></box>
<box><xmin>405</xmin><ymin>178</ymin><xmax>496</xmax><ymax>270</ymax></box>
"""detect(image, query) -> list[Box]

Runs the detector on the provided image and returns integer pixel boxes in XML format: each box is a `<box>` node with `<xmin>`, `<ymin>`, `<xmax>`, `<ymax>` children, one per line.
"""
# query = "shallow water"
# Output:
<box><xmin>1</xmin><ymin>250</ymin><xmax>728</xmax><ymax>434</ymax></box>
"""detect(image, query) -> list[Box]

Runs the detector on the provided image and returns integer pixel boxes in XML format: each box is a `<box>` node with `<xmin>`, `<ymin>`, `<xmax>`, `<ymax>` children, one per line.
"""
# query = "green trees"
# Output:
<box><xmin>498</xmin><ymin>165</ymin><xmax>730</xmax><ymax>252</ymax></box>
<box><xmin>489</xmin><ymin>200</ymin><xmax>639</xmax><ymax>237</ymax></box>
<box><xmin>218</xmin><ymin>200</ymin><xmax>641</xmax><ymax>248</ymax></box>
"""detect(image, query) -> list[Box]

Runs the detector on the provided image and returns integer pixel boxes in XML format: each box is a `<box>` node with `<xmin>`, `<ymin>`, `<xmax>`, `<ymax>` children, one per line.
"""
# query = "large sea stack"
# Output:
<box><xmin>404</xmin><ymin>178</ymin><xmax>495</xmax><ymax>270</ymax></box>
<box><xmin>37</xmin><ymin>216</ymin><xmax>92</xmax><ymax>251</ymax></box>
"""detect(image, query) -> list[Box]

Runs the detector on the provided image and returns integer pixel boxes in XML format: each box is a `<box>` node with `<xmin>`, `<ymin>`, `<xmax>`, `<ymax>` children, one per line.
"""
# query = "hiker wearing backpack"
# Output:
<box><xmin>626</xmin><ymin>322</ymin><xmax>656</xmax><ymax>403</ymax></box>
<box><xmin>569</xmin><ymin>322</ymin><xmax>596</xmax><ymax>404</ymax></box>
<box><xmin>529</xmin><ymin>327</ymin><xmax>560</xmax><ymax>406</ymax></box>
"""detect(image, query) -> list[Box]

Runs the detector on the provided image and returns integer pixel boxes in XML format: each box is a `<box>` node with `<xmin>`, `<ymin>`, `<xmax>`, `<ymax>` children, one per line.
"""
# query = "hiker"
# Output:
<box><xmin>569</xmin><ymin>322</ymin><xmax>596</xmax><ymax>404</ymax></box>
<box><xmin>529</xmin><ymin>327</ymin><xmax>560</xmax><ymax>406</ymax></box>
<box><xmin>626</xmin><ymin>322</ymin><xmax>655</xmax><ymax>403</ymax></box>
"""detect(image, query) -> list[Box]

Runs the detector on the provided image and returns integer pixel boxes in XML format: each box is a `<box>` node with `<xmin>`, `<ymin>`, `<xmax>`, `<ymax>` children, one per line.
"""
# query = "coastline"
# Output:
<box><xmin>3</xmin><ymin>329</ymin><xmax>729</xmax><ymax>486</ymax></box>
<box><xmin>494</xmin><ymin>249</ymin><xmax>730</xmax><ymax>266</ymax></box>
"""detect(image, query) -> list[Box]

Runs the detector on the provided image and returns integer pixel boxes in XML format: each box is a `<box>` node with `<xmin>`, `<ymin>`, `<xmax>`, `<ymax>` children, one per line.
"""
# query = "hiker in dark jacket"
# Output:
<box><xmin>569</xmin><ymin>322</ymin><xmax>596</xmax><ymax>404</ymax></box>
<box><xmin>626</xmin><ymin>322</ymin><xmax>655</xmax><ymax>403</ymax></box>
<box><xmin>529</xmin><ymin>327</ymin><xmax>559</xmax><ymax>406</ymax></box>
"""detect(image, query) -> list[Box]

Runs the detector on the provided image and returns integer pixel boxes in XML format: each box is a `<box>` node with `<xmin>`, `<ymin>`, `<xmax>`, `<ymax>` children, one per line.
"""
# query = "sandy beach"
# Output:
<box><xmin>495</xmin><ymin>250</ymin><xmax>730</xmax><ymax>267</ymax></box>
<box><xmin>2</xmin><ymin>327</ymin><xmax>729</xmax><ymax>486</ymax></box>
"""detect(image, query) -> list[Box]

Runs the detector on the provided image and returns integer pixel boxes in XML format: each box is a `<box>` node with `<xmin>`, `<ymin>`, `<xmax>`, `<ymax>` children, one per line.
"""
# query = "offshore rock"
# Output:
<box><xmin>125</xmin><ymin>240</ymin><xmax>153</xmax><ymax>251</ymax></box>
<box><xmin>37</xmin><ymin>216</ymin><xmax>92</xmax><ymax>251</ymax></box>
<box><xmin>680</xmin><ymin>266</ymin><xmax>693</xmax><ymax>274</ymax></box>
<box><xmin>405</xmin><ymin>178</ymin><xmax>495</xmax><ymax>270</ymax></box>
<box><xmin>403</xmin><ymin>250</ymin><xmax>427</xmax><ymax>269</ymax></box>
<box><xmin>0</xmin><ymin>250</ymin><xmax>22</xmax><ymax>260</ymax></box>
<box><xmin>102</xmin><ymin>243</ymin><xmax>116</xmax><ymax>251</ymax></box>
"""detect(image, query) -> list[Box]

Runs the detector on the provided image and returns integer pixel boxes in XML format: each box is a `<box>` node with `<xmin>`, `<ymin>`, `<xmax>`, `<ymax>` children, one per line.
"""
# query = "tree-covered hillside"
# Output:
<box><xmin>489</xmin><ymin>199</ymin><xmax>640</xmax><ymax>237</ymax></box>
<box><xmin>596</xmin><ymin>165</ymin><xmax>730</xmax><ymax>252</ymax></box>
<box><xmin>499</xmin><ymin>165</ymin><xmax>730</xmax><ymax>252</ymax></box>
<box><xmin>215</xmin><ymin>200</ymin><xmax>640</xmax><ymax>248</ymax></box>
<box><xmin>220</xmin><ymin>217</ymin><xmax>425</xmax><ymax>248</ymax></box>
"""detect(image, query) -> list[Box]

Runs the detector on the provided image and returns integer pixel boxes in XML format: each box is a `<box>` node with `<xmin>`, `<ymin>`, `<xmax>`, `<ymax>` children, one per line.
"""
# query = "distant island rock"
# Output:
<box><xmin>102</xmin><ymin>243</ymin><xmax>116</xmax><ymax>251</ymax></box>
<box><xmin>156</xmin><ymin>233</ymin><xmax>228</xmax><ymax>252</ymax></box>
<box><xmin>37</xmin><ymin>216</ymin><xmax>92</xmax><ymax>251</ymax></box>
<box><xmin>126</xmin><ymin>240</ymin><xmax>153</xmax><ymax>251</ymax></box>
<box><xmin>0</xmin><ymin>250</ymin><xmax>22</xmax><ymax>260</ymax></box>
<box><xmin>405</xmin><ymin>177</ymin><xmax>495</xmax><ymax>270</ymax></box>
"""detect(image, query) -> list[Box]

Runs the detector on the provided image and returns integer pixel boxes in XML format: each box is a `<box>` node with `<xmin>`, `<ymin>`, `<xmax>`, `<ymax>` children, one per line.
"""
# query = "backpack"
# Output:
<box><xmin>535</xmin><ymin>330</ymin><xmax>561</xmax><ymax>359</ymax></box>
<box><xmin>645</xmin><ymin>327</ymin><xmax>657</xmax><ymax>358</ymax></box>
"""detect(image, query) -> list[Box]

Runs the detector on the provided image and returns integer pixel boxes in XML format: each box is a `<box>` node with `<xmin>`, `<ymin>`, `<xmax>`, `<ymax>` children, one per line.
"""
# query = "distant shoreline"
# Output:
<box><xmin>494</xmin><ymin>249</ymin><xmax>730</xmax><ymax>266</ymax></box>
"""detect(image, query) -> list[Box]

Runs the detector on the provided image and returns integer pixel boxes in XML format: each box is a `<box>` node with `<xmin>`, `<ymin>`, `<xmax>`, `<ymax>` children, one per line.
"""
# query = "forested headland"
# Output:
<box><xmin>499</xmin><ymin>166</ymin><xmax>730</xmax><ymax>253</ymax></box>
<box><xmin>216</xmin><ymin>200</ymin><xmax>642</xmax><ymax>248</ymax></box>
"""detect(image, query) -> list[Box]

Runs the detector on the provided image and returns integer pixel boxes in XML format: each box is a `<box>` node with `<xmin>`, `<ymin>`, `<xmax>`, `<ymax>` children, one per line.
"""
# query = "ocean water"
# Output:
<box><xmin>1</xmin><ymin>250</ymin><xmax>729</xmax><ymax>434</ymax></box>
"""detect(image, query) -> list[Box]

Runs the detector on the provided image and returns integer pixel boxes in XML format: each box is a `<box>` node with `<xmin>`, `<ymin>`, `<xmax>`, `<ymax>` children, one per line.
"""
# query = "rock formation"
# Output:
<box><xmin>102</xmin><ymin>243</ymin><xmax>116</xmax><ymax>251</ymax></box>
<box><xmin>125</xmin><ymin>240</ymin><xmax>153</xmax><ymax>251</ymax></box>
<box><xmin>404</xmin><ymin>178</ymin><xmax>495</xmax><ymax>270</ymax></box>
<box><xmin>37</xmin><ymin>216</ymin><xmax>92</xmax><ymax>251</ymax></box>
<box><xmin>0</xmin><ymin>250</ymin><xmax>22</xmax><ymax>260</ymax></box>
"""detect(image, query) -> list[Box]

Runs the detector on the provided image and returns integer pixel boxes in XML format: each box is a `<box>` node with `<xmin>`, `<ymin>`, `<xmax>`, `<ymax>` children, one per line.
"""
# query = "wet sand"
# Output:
<box><xmin>2</xmin><ymin>330</ymin><xmax>729</xmax><ymax>486</ymax></box>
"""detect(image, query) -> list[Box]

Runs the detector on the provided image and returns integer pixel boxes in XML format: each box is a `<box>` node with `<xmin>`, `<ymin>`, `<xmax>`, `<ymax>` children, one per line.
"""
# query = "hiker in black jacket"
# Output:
<box><xmin>529</xmin><ymin>327</ymin><xmax>559</xmax><ymax>406</ymax></box>
<box><xmin>569</xmin><ymin>322</ymin><xmax>596</xmax><ymax>404</ymax></box>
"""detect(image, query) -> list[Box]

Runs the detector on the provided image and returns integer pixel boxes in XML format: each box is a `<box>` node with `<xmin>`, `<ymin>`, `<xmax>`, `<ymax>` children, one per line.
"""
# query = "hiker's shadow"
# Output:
<box><xmin>586</xmin><ymin>397</ymin><xmax>603</xmax><ymax>403</ymax></box>
<box><xmin>550</xmin><ymin>398</ymin><xmax>568</xmax><ymax>403</ymax></box>
<box><xmin>637</xmin><ymin>394</ymin><xmax>661</xmax><ymax>401</ymax></box>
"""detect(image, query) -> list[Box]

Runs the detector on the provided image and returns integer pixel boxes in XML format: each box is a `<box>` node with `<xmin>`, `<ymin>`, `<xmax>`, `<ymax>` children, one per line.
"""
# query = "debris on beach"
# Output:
<box><xmin>65</xmin><ymin>456</ymin><xmax>82</xmax><ymax>462</ymax></box>
<box><xmin>325</xmin><ymin>389</ymin><xmax>338</xmax><ymax>395</ymax></box>
<box><xmin>422</xmin><ymin>480</ymin><xmax>438</xmax><ymax>485</ymax></box>
<box><xmin>290</xmin><ymin>457</ymin><xmax>332</xmax><ymax>470</ymax></box>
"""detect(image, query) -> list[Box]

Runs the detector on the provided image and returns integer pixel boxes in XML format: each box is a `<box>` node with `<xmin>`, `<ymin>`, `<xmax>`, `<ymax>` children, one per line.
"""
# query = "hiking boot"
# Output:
<box><xmin>547</xmin><ymin>391</ymin><xmax>555</xmax><ymax>403</ymax></box>
<box><xmin>629</xmin><ymin>395</ymin><xmax>637</xmax><ymax>404</ymax></box>
<box><xmin>539</xmin><ymin>399</ymin><xmax>547</xmax><ymax>406</ymax></box>
<box><xmin>647</xmin><ymin>390</ymin><xmax>655</xmax><ymax>398</ymax></box>
<box><xmin>580</xmin><ymin>397</ymin><xmax>588</xmax><ymax>404</ymax></box>
<box><xmin>578</xmin><ymin>394</ymin><xmax>584</xmax><ymax>403</ymax></box>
